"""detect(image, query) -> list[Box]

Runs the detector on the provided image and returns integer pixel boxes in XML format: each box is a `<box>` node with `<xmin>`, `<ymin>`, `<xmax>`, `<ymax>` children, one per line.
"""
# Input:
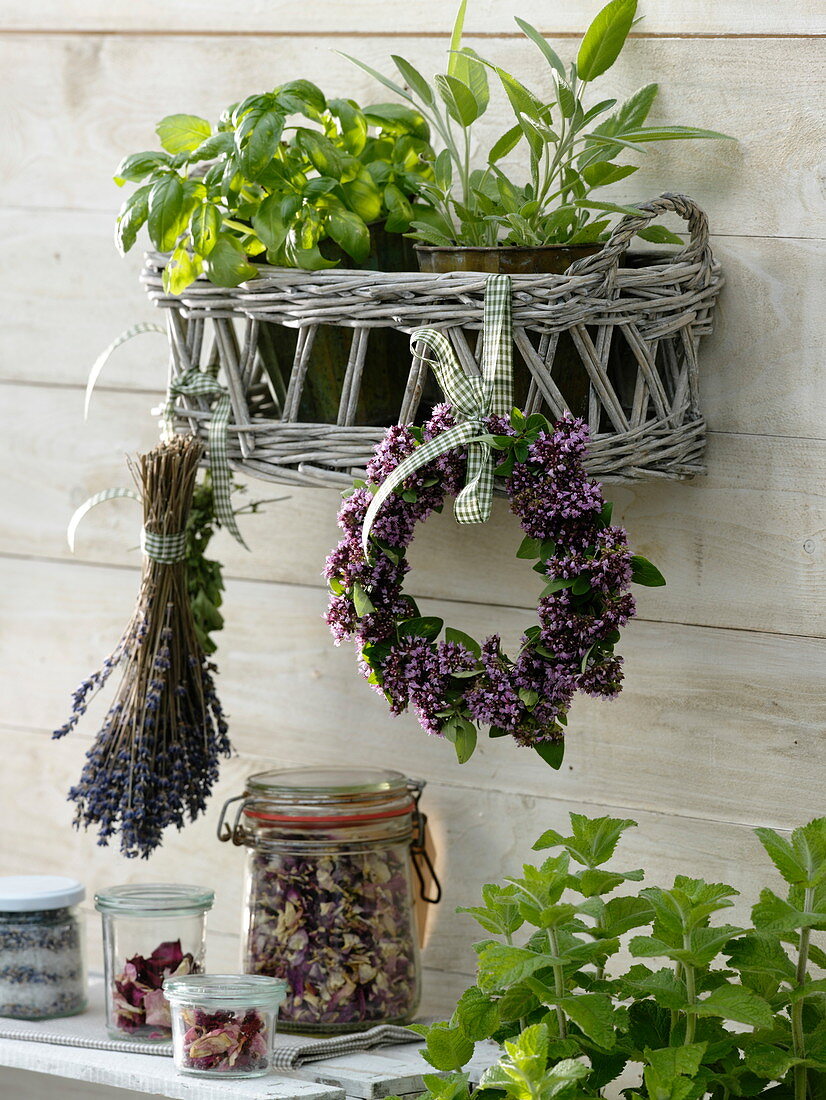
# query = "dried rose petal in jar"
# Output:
<box><xmin>166</xmin><ymin>974</ymin><xmax>285</xmax><ymax>1079</ymax></box>
<box><xmin>218</xmin><ymin>767</ymin><xmax>439</xmax><ymax>1033</ymax></box>
<box><xmin>95</xmin><ymin>885</ymin><xmax>213</xmax><ymax>1041</ymax></box>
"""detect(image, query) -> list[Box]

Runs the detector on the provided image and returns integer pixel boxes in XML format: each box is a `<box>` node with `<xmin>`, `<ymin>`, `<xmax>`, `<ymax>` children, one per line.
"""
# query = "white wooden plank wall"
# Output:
<box><xmin>0</xmin><ymin>3</ymin><xmax>824</xmax><ymax>1096</ymax></box>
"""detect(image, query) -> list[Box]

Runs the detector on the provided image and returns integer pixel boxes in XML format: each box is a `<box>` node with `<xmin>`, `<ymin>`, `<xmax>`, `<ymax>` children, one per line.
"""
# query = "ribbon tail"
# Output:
<box><xmin>361</xmin><ymin>423</ymin><xmax>479</xmax><ymax>556</ymax></box>
<box><xmin>481</xmin><ymin>274</ymin><xmax>514</xmax><ymax>417</ymax></box>
<box><xmin>454</xmin><ymin>441</ymin><xmax>494</xmax><ymax>525</ymax></box>
<box><xmin>208</xmin><ymin>394</ymin><xmax>248</xmax><ymax>550</ymax></box>
<box><xmin>85</xmin><ymin>323</ymin><xmax>166</xmax><ymax>421</ymax></box>
<box><xmin>67</xmin><ymin>487</ymin><xmax>141</xmax><ymax>552</ymax></box>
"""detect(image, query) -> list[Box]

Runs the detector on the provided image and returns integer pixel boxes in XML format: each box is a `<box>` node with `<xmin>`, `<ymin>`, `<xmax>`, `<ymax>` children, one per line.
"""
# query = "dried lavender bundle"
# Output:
<box><xmin>53</xmin><ymin>436</ymin><xmax>231</xmax><ymax>858</ymax></box>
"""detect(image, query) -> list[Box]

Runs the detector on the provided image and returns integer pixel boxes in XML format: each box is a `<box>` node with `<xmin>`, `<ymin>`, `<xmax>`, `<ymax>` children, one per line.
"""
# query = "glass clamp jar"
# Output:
<box><xmin>95</xmin><ymin>883</ymin><xmax>214</xmax><ymax>1041</ymax></box>
<box><xmin>0</xmin><ymin>875</ymin><xmax>86</xmax><ymax>1020</ymax></box>
<box><xmin>217</xmin><ymin>766</ymin><xmax>441</xmax><ymax>1033</ymax></box>
<box><xmin>165</xmin><ymin>974</ymin><xmax>286</xmax><ymax>1078</ymax></box>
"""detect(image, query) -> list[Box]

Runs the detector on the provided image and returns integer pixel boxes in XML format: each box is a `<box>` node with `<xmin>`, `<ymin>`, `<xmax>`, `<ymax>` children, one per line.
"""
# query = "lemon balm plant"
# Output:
<box><xmin>114</xmin><ymin>80</ymin><xmax>435</xmax><ymax>290</ymax></box>
<box><xmin>412</xmin><ymin>815</ymin><xmax>826</xmax><ymax>1099</ymax></box>
<box><xmin>346</xmin><ymin>0</ymin><xmax>731</xmax><ymax>254</ymax></box>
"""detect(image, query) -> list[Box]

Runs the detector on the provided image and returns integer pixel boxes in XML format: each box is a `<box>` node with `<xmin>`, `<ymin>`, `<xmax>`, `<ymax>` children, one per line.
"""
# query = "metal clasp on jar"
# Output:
<box><xmin>216</xmin><ymin>794</ymin><xmax>254</xmax><ymax>846</ymax></box>
<box><xmin>407</xmin><ymin>779</ymin><xmax>442</xmax><ymax>904</ymax></box>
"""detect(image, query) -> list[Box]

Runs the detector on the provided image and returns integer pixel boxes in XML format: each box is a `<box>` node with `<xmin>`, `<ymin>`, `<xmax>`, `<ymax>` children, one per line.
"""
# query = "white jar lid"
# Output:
<box><xmin>0</xmin><ymin>875</ymin><xmax>85</xmax><ymax>911</ymax></box>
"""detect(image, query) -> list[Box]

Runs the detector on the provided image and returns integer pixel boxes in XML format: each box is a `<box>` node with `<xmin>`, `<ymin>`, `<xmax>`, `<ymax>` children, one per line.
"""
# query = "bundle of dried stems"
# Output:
<box><xmin>54</xmin><ymin>436</ymin><xmax>232</xmax><ymax>858</ymax></box>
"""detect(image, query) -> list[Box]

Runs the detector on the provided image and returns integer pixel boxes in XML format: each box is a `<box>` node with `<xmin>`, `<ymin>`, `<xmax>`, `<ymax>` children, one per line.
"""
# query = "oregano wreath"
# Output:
<box><xmin>324</xmin><ymin>276</ymin><xmax>664</xmax><ymax>770</ymax></box>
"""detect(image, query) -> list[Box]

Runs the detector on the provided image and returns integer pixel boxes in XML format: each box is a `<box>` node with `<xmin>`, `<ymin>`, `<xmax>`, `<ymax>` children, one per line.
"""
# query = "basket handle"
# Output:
<box><xmin>565</xmin><ymin>192</ymin><xmax>712</xmax><ymax>288</ymax></box>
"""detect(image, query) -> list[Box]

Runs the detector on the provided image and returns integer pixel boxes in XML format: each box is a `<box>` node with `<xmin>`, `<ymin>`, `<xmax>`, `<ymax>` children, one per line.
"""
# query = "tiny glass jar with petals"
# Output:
<box><xmin>218</xmin><ymin>767</ymin><xmax>439</xmax><ymax>1033</ymax></box>
<box><xmin>95</xmin><ymin>884</ymin><xmax>213</xmax><ymax>1041</ymax></box>
<box><xmin>165</xmin><ymin>974</ymin><xmax>286</xmax><ymax>1078</ymax></box>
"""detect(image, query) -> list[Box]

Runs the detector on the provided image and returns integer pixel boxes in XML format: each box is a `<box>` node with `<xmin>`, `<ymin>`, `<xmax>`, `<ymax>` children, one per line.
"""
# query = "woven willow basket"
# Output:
<box><xmin>141</xmin><ymin>193</ymin><xmax>722</xmax><ymax>488</ymax></box>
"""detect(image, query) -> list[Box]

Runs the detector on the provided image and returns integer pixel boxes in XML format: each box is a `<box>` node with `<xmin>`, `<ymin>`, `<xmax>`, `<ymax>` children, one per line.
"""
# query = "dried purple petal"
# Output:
<box><xmin>179</xmin><ymin>1007</ymin><xmax>269</xmax><ymax>1074</ymax></box>
<box><xmin>245</xmin><ymin>846</ymin><xmax>418</xmax><ymax>1030</ymax></box>
<box><xmin>111</xmin><ymin>940</ymin><xmax>199</xmax><ymax>1038</ymax></box>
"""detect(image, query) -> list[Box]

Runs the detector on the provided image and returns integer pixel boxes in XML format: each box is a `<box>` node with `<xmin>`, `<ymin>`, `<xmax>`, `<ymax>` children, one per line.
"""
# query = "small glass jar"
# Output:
<box><xmin>165</xmin><ymin>974</ymin><xmax>286</xmax><ymax>1078</ymax></box>
<box><xmin>218</xmin><ymin>766</ymin><xmax>440</xmax><ymax>1033</ymax></box>
<box><xmin>0</xmin><ymin>875</ymin><xmax>86</xmax><ymax>1020</ymax></box>
<box><xmin>95</xmin><ymin>883</ymin><xmax>213</xmax><ymax>1041</ymax></box>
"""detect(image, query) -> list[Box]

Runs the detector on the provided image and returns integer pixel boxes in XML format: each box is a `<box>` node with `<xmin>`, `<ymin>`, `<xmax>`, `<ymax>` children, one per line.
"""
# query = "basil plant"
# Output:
<box><xmin>347</xmin><ymin>0</ymin><xmax>732</xmax><ymax>249</ymax></box>
<box><xmin>413</xmin><ymin>814</ymin><xmax>826</xmax><ymax>1099</ymax></box>
<box><xmin>114</xmin><ymin>79</ymin><xmax>435</xmax><ymax>290</ymax></box>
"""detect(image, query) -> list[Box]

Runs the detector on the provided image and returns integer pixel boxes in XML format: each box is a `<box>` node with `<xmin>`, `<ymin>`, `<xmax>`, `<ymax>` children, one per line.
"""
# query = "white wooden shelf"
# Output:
<box><xmin>0</xmin><ymin>981</ymin><xmax>499</xmax><ymax>1100</ymax></box>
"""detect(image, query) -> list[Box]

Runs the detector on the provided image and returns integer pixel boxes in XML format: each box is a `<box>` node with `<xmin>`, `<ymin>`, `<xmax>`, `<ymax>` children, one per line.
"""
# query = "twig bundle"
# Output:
<box><xmin>53</xmin><ymin>436</ymin><xmax>232</xmax><ymax>858</ymax></box>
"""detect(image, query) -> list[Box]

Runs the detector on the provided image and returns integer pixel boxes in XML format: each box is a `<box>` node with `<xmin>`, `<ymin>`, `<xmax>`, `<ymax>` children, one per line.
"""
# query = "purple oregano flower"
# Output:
<box><xmin>324</xmin><ymin>406</ymin><xmax>663</xmax><ymax>766</ymax></box>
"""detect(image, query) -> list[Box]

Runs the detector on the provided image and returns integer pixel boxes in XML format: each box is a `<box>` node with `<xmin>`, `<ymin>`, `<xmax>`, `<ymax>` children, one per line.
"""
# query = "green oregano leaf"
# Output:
<box><xmin>516</xmin><ymin>535</ymin><xmax>542</xmax><ymax>559</ymax></box>
<box><xmin>630</xmin><ymin>555</ymin><xmax>666</xmax><ymax>587</ymax></box>
<box><xmin>352</xmin><ymin>582</ymin><xmax>376</xmax><ymax>617</ymax></box>
<box><xmin>398</xmin><ymin>616</ymin><xmax>444</xmax><ymax>642</ymax></box>
<box><xmin>534</xmin><ymin>740</ymin><xmax>565</xmax><ymax>770</ymax></box>
<box><xmin>445</xmin><ymin>627</ymin><xmax>482</xmax><ymax>658</ymax></box>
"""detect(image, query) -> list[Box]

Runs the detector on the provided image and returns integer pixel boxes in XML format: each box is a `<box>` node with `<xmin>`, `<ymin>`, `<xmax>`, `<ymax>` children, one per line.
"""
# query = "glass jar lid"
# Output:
<box><xmin>95</xmin><ymin>883</ymin><xmax>214</xmax><ymax>915</ymax></box>
<box><xmin>242</xmin><ymin>766</ymin><xmax>419</xmax><ymax>826</ymax></box>
<box><xmin>0</xmin><ymin>875</ymin><xmax>85</xmax><ymax>912</ymax></box>
<box><xmin>164</xmin><ymin>974</ymin><xmax>287</xmax><ymax>1008</ymax></box>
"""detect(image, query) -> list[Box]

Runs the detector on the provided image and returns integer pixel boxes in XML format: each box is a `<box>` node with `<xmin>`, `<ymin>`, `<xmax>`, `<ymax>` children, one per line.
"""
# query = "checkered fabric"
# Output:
<box><xmin>0</xmin><ymin>1018</ymin><xmax>417</xmax><ymax>1067</ymax></box>
<box><xmin>361</xmin><ymin>274</ymin><xmax>513</xmax><ymax>554</ymax></box>
<box><xmin>161</xmin><ymin>369</ymin><xmax>248</xmax><ymax>549</ymax></box>
<box><xmin>140</xmin><ymin>527</ymin><xmax>187</xmax><ymax>564</ymax></box>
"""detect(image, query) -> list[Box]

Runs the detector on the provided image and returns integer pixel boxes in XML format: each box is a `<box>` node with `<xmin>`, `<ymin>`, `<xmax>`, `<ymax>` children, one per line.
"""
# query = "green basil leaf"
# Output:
<box><xmin>113</xmin><ymin>150</ymin><xmax>171</xmax><ymax>186</ymax></box>
<box><xmin>190</xmin><ymin>202</ymin><xmax>222</xmax><ymax>257</ymax></box>
<box><xmin>326</xmin><ymin>207</ymin><xmax>371</xmax><ymax>263</ymax></box>
<box><xmin>163</xmin><ymin>244</ymin><xmax>202</xmax><ymax>295</ymax></box>
<box><xmin>202</xmin><ymin>233</ymin><xmax>257</xmax><ymax>287</ymax></box>
<box><xmin>237</xmin><ymin>109</ymin><xmax>284</xmax><ymax>180</ymax></box>
<box><xmin>189</xmin><ymin>131</ymin><xmax>235</xmax><ymax>162</ymax></box>
<box><xmin>156</xmin><ymin>114</ymin><xmax>212</xmax><ymax>155</ymax></box>
<box><xmin>114</xmin><ymin>185</ymin><xmax>151</xmax><ymax>255</ymax></box>
<box><xmin>147</xmin><ymin>174</ymin><xmax>185</xmax><ymax>251</ymax></box>
<box><xmin>252</xmin><ymin>193</ymin><xmax>288</xmax><ymax>252</ymax></box>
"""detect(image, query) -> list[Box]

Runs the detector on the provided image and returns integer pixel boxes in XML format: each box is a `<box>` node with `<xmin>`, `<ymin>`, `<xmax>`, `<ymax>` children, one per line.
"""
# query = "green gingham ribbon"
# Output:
<box><xmin>140</xmin><ymin>528</ymin><xmax>187</xmax><ymax>564</ymax></box>
<box><xmin>161</xmin><ymin>369</ymin><xmax>248</xmax><ymax>549</ymax></box>
<box><xmin>68</xmin><ymin>489</ymin><xmax>186</xmax><ymax>564</ymax></box>
<box><xmin>361</xmin><ymin>273</ymin><xmax>513</xmax><ymax>555</ymax></box>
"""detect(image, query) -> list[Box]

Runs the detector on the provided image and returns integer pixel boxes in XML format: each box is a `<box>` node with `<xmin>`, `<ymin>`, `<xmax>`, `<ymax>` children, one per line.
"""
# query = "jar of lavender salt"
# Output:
<box><xmin>217</xmin><ymin>767</ymin><xmax>440</xmax><ymax>1033</ymax></box>
<box><xmin>0</xmin><ymin>875</ymin><xmax>86</xmax><ymax>1020</ymax></box>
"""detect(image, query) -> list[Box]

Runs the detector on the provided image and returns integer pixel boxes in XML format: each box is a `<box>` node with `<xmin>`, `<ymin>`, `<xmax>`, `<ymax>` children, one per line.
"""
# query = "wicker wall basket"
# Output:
<box><xmin>141</xmin><ymin>193</ymin><xmax>723</xmax><ymax>489</ymax></box>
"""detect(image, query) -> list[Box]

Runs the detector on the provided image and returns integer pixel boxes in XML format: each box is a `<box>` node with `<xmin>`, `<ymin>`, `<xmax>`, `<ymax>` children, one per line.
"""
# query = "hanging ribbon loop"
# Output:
<box><xmin>161</xmin><ymin>370</ymin><xmax>248</xmax><ymax>549</ymax></box>
<box><xmin>361</xmin><ymin>274</ymin><xmax>514</xmax><ymax>555</ymax></box>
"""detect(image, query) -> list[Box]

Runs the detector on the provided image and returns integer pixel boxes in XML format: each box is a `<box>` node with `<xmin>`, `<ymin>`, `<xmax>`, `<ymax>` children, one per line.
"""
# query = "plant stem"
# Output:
<box><xmin>792</xmin><ymin>887</ymin><xmax>814</xmax><ymax>1100</ymax></box>
<box><xmin>547</xmin><ymin>928</ymin><xmax>568</xmax><ymax>1039</ymax></box>
<box><xmin>683</xmin><ymin>934</ymin><xmax>696</xmax><ymax>1045</ymax></box>
<box><xmin>670</xmin><ymin>961</ymin><xmax>683</xmax><ymax>1042</ymax></box>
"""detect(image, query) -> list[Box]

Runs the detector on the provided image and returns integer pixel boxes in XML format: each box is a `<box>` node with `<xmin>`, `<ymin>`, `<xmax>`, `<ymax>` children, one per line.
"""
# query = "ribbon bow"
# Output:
<box><xmin>361</xmin><ymin>273</ymin><xmax>514</xmax><ymax>555</ymax></box>
<box><xmin>161</xmin><ymin>369</ymin><xmax>248</xmax><ymax>549</ymax></box>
